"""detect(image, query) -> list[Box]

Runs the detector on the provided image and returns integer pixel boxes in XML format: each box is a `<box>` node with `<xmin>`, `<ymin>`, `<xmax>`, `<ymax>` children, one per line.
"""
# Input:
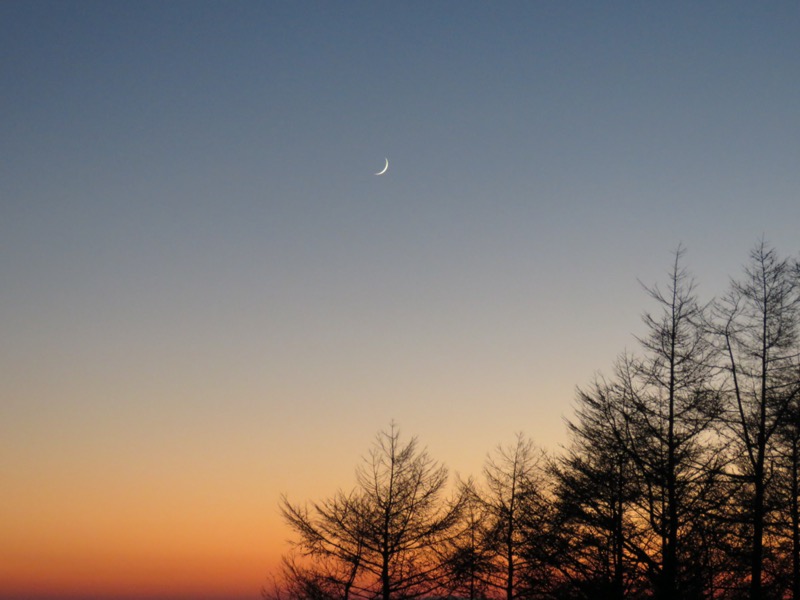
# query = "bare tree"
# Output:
<box><xmin>264</xmin><ymin>554</ymin><xmax>355</xmax><ymax>600</ymax></box>
<box><xmin>477</xmin><ymin>433</ymin><xmax>553</xmax><ymax>600</ymax></box>
<box><xmin>280</xmin><ymin>488</ymin><xmax>367</xmax><ymax>600</ymax></box>
<box><xmin>773</xmin><ymin>363</ymin><xmax>800</xmax><ymax>599</ymax></box>
<box><xmin>554</xmin><ymin>249</ymin><xmax>728</xmax><ymax>600</ymax></box>
<box><xmin>280</xmin><ymin>423</ymin><xmax>464</xmax><ymax>600</ymax></box>
<box><xmin>618</xmin><ymin>247</ymin><xmax>724</xmax><ymax>599</ymax></box>
<box><xmin>714</xmin><ymin>241</ymin><xmax>800</xmax><ymax>600</ymax></box>
<box><xmin>555</xmin><ymin>378</ymin><xmax>644</xmax><ymax>600</ymax></box>
<box><xmin>441</xmin><ymin>479</ymin><xmax>493</xmax><ymax>600</ymax></box>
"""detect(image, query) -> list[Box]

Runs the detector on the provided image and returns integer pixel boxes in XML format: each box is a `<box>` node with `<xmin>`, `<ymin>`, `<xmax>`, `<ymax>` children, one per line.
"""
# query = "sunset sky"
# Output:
<box><xmin>2</xmin><ymin>2</ymin><xmax>799</xmax><ymax>599</ymax></box>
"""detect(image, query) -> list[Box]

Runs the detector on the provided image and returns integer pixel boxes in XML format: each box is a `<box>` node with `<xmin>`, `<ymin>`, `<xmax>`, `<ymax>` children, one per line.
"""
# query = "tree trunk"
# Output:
<box><xmin>506</xmin><ymin>520</ymin><xmax>514</xmax><ymax>600</ymax></box>
<box><xmin>613</xmin><ymin>460</ymin><xmax>625</xmax><ymax>600</ymax></box>
<box><xmin>751</xmin><ymin>470</ymin><xmax>765</xmax><ymax>600</ymax></box>
<box><xmin>662</xmin><ymin>318</ymin><xmax>678</xmax><ymax>600</ymax></box>
<box><xmin>792</xmin><ymin>437</ymin><xmax>799</xmax><ymax>600</ymax></box>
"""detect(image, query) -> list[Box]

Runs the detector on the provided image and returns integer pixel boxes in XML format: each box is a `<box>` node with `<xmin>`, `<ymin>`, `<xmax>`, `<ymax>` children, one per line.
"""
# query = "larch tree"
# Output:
<box><xmin>714</xmin><ymin>241</ymin><xmax>800</xmax><ymax>600</ymax></box>
<box><xmin>617</xmin><ymin>247</ymin><xmax>724</xmax><ymax>599</ymax></box>
<box><xmin>477</xmin><ymin>433</ymin><xmax>553</xmax><ymax>600</ymax></box>
<box><xmin>441</xmin><ymin>479</ymin><xmax>493</xmax><ymax>600</ymax></box>
<box><xmin>280</xmin><ymin>423</ymin><xmax>465</xmax><ymax>600</ymax></box>
<box><xmin>555</xmin><ymin>377</ymin><xmax>643</xmax><ymax>600</ymax></box>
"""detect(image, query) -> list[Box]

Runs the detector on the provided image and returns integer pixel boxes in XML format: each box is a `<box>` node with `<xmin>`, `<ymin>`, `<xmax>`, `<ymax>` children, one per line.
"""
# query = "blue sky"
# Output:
<box><xmin>1</xmin><ymin>2</ymin><xmax>799</xmax><ymax>598</ymax></box>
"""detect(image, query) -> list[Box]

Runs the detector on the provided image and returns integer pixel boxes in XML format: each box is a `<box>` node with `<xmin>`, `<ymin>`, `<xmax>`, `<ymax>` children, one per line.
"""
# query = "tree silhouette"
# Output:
<box><xmin>475</xmin><ymin>433</ymin><xmax>554</xmax><ymax>600</ymax></box>
<box><xmin>714</xmin><ymin>241</ymin><xmax>800</xmax><ymax>600</ymax></box>
<box><xmin>555</xmin><ymin>378</ymin><xmax>644</xmax><ymax>600</ymax></box>
<box><xmin>269</xmin><ymin>241</ymin><xmax>800</xmax><ymax>600</ymax></box>
<box><xmin>441</xmin><ymin>480</ymin><xmax>493</xmax><ymax>600</ymax></box>
<box><xmin>618</xmin><ymin>247</ymin><xmax>724</xmax><ymax>599</ymax></box>
<box><xmin>775</xmin><ymin>392</ymin><xmax>800</xmax><ymax>600</ymax></box>
<box><xmin>280</xmin><ymin>423</ymin><xmax>465</xmax><ymax>600</ymax></box>
<box><xmin>553</xmin><ymin>249</ymin><xmax>730</xmax><ymax>599</ymax></box>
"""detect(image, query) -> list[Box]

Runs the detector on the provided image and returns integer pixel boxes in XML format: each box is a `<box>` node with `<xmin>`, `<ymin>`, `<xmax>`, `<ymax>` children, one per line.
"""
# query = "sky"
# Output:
<box><xmin>1</xmin><ymin>1</ymin><xmax>799</xmax><ymax>599</ymax></box>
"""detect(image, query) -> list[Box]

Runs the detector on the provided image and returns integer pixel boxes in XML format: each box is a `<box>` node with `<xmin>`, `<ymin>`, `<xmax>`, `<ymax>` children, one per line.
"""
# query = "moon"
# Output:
<box><xmin>375</xmin><ymin>157</ymin><xmax>389</xmax><ymax>176</ymax></box>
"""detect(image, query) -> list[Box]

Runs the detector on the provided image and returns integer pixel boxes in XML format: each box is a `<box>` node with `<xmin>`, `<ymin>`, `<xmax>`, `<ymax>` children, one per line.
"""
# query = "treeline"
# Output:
<box><xmin>266</xmin><ymin>242</ymin><xmax>800</xmax><ymax>600</ymax></box>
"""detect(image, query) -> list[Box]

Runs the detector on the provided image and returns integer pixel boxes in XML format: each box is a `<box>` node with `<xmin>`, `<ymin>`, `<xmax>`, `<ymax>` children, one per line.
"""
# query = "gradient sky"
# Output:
<box><xmin>2</xmin><ymin>2</ymin><xmax>799</xmax><ymax>599</ymax></box>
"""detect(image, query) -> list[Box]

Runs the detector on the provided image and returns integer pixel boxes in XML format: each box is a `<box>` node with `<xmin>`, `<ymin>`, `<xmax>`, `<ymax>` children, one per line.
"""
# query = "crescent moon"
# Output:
<box><xmin>375</xmin><ymin>157</ymin><xmax>389</xmax><ymax>176</ymax></box>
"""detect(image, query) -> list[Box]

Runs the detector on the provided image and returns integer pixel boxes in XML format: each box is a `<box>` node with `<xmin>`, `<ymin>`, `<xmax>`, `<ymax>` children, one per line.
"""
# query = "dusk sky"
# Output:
<box><xmin>2</xmin><ymin>2</ymin><xmax>799</xmax><ymax>599</ymax></box>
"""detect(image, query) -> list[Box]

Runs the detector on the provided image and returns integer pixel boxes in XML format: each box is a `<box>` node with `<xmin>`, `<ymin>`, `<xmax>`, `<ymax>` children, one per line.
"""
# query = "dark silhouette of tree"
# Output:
<box><xmin>440</xmin><ymin>480</ymin><xmax>493</xmax><ymax>600</ymax></box>
<box><xmin>267</xmin><ymin>241</ymin><xmax>800</xmax><ymax>600</ymax></box>
<box><xmin>263</xmin><ymin>551</ymin><xmax>362</xmax><ymax>600</ymax></box>
<box><xmin>554</xmin><ymin>249</ymin><xmax>728</xmax><ymax>600</ymax></box>
<box><xmin>714</xmin><ymin>241</ymin><xmax>800</xmax><ymax>600</ymax></box>
<box><xmin>280</xmin><ymin>423</ymin><xmax>465</xmax><ymax>600</ymax></box>
<box><xmin>476</xmin><ymin>433</ymin><xmax>554</xmax><ymax>600</ymax></box>
<box><xmin>616</xmin><ymin>247</ymin><xmax>724</xmax><ymax>599</ymax></box>
<box><xmin>775</xmin><ymin>254</ymin><xmax>800</xmax><ymax>599</ymax></box>
<box><xmin>278</xmin><ymin>488</ymin><xmax>367</xmax><ymax>600</ymax></box>
<box><xmin>773</xmin><ymin>373</ymin><xmax>800</xmax><ymax>600</ymax></box>
<box><xmin>554</xmin><ymin>378</ymin><xmax>645</xmax><ymax>600</ymax></box>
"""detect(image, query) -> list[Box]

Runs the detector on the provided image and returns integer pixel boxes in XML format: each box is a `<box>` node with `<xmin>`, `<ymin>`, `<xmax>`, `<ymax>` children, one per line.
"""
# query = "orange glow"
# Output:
<box><xmin>0</xmin><ymin>472</ymin><xmax>286</xmax><ymax>600</ymax></box>
<box><xmin>2</xmin><ymin>535</ymin><xmax>282</xmax><ymax>600</ymax></box>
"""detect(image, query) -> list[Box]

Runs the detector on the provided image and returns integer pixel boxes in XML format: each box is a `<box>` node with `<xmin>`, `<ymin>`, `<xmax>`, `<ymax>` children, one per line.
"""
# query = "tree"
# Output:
<box><xmin>618</xmin><ymin>247</ymin><xmax>724</xmax><ymax>599</ymax></box>
<box><xmin>441</xmin><ymin>479</ymin><xmax>493</xmax><ymax>600</ymax></box>
<box><xmin>279</xmin><ymin>488</ymin><xmax>368</xmax><ymax>600</ymax></box>
<box><xmin>555</xmin><ymin>249</ymin><xmax>728</xmax><ymax>600</ymax></box>
<box><xmin>555</xmin><ymin>378</ymin><xmax>644</xmax><ymax>600</ymax></box>
<box><xmin>477</xmin><ymin>433</ymin><xmax>553</xmax><ymax>600</ymax></box>
<box><xmin>263</xmin><ymin>551</ymin><xmax>361</xmax><ymax>600</ymax></box>
<box><xmin>776</xmin><ymin>257</ymin><xmax>800</xmax><ymax>600</ymax></box>
<box><xmin>773</xmin><ymin>365</ymin><xmax>800</xmax><ymax>599</ymax></box>
<box><xmin>280</xmin><ymin>423</ymin><xmax>465</xmax><ymax>600</ymax></box>
<box><xmin>714</xmin><ymin>241</ymin><xmax>800</xmax><ymax>600</ymax></box>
